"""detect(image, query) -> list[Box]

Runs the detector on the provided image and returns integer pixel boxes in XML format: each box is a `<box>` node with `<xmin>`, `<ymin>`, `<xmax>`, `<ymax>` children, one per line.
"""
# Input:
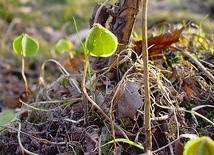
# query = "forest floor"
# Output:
<box><xmin>0</xmin><ymin>0</ymin><xmax>214</xmax><ymax>154</ymax></box>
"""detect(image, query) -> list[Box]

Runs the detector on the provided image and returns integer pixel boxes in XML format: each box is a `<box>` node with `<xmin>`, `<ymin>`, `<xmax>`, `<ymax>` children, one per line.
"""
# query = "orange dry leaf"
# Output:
<box><xmin>62</xmin><ymin>53</ymin><xmax>84</xmax><ymax>70</ymax></box>
<box><xmin>133</xmin><ymin>26</ymin><xmax>185</xmax><ymax>59</ymax></box>
<box><xmin>183</xmin><ymin>84</ymin><xmax>192</xmax><ymax>97</ymax></box>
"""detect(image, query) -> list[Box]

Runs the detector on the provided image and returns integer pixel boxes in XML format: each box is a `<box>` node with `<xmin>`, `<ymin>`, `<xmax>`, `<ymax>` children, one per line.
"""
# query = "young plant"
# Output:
<box><xmin>73</xmin><ymin>16</ymin><xmax>119</xmax><ymax>142</ymax></box>
<box><xmin>73</xmin><ymin>17</ymin><xmax>118</xmax><ymax>81</ymax></box>
<box><xmin>13</xmin><ymin>33</ymin><xmax>39</xmax><ymax>96</ymax></box>
<box><xmin>55</xmin><ymin>38</ymin><xmax>74</xmax><ymax>58</ymax></box>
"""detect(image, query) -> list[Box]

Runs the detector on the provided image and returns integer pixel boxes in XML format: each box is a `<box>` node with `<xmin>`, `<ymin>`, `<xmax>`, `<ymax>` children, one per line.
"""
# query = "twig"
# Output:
<box><xmin>7</xmin><ymin>124</ymin><xmax>77</xmax><ymax>146</ymax></box>
<box><xmin>152</xmin><ymin>138</ymin><xmax>178</xmax><ymax>154</ymax></box>
<box><xmin>40</xmin><ymin>59</ymin><xmax>81</xmax><ymax>93</ymax></box>
<box><xmin>108</xmin><ymin>57</ymin><xmax>135</xmax><ymax>154</ymax></box>
<box><xmin>142</xmin><ymin>0</ymin><xmax>152</xmax><ymax>151</ymax></box>
<box><xmin>150</xmin><ymin>114</ymin><xmax>170</xmax><ymax>121</ymax></box>
<box><xmin>82</xmin><ymin>59</ymin><xmax>129</xmax><ymax>139</ymax></box>
<box><xmin>17</xmin><ymin>122</ymin><xmax>38</xmax><ymax>155</ymax></box>
<box><xmin>199</xmin><ymin>59</ymin><xmax>214</xmax><ymax>68</ymax></box>
<box><xmin>94</xmin><ymin>0</ymin><xmax>109</xmax><ymax>24</ymax></box>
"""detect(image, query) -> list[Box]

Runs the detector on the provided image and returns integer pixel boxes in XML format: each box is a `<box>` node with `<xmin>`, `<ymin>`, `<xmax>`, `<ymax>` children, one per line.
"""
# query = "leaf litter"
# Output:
<box><xmin>1</xmin><ymin>5</ymin><xmax>214</xmax><ymax>155</ymax></box>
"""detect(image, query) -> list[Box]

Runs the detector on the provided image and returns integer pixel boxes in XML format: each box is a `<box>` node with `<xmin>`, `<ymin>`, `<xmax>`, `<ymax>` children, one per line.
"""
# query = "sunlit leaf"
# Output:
<box><xmin>55</xmin><ymin>39</ymin><xmax>73</xmax><ymax>53</ymax></box>
<box><xmin>13</xmin><ymin>33</ymin><xmax>39</xmax><ymax>57</ymax></box>
<box><xmin>12</xmin><ymin>35</ymin><xmax>23</xmax><ymax>55</ymax></box>
<box><xmin>184</xmin><ymin>136</ymin><xmax>214</xmax><ymax>155</ymax></box>
<box><xmin>85</xmin><ymin>23</ymin><xmax>118</xmax><ymax>57</ymax></box>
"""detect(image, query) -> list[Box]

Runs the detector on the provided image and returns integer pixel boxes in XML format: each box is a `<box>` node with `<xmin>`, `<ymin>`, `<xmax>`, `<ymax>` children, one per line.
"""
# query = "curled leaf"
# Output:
<box><xmin>133</xmin><ymin>26</ymin><xmax>185</xmax><ymax>59</ymax></box>
<box><xmin>85</xmin><ymin>23</ymin><xmax>118</xmax><ymax>57</ymax></box>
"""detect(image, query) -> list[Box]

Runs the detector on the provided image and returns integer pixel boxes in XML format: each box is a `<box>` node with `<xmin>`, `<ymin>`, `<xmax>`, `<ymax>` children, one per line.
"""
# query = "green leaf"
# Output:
<box><xmin>12</xmin><ymin>35</ymin><xmax>23</xmax><ymax>55</ymax></box>
<box><xmin>13</xmin><ymin>33</ymin><xmax>39</xmax><ymax>57</ymax></box>
<box><xmin>55</xmin><ymin>39</ymin><xmax>73</xmax><ymax>53</ymax></box>
<box><xmin>106</xmin><ymin>138</ymin><xmax>144</xmax><ymax>150</ymax></box>
<box><xmin>85</xmin><ymin>23</ymin><xmax>118</xmax><ymax>57</ymax></box>
<box><xmin>184</xmin><ymin>136</ymin><xmax>214</xmax><ymax>155</ymax></box>
<box><xmin>0</xmin><ymin>110</ymin><xmax>15</xmax><ymax>126</ymax></box>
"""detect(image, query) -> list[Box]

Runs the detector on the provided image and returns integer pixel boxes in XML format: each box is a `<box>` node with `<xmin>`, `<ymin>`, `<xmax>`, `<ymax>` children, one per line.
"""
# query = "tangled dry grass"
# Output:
<box><xmin>1</xmin><ymin>23</ymin><xmax>214</xmax><ymax>155</ymax></box>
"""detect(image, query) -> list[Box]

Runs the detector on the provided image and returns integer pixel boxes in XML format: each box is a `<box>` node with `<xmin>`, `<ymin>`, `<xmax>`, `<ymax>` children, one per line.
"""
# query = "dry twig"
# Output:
<box><xmin>142</xmin><ymin>0</ymin><xmax>152</xmax><ymax>151</ymax></box>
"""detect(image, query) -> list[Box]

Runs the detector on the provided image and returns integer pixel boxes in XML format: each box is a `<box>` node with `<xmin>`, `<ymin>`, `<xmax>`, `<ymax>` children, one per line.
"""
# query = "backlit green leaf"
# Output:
<box><xmin>13</xmin><ymin>33</ymin><xmax>39</xmax><ymax>57</ymax></box>
<box><xmin>184</xmin><ymin>136</ymin><xmax>214</xmax><ymax>155</ymax></box>
<box><xmin>85</xmin><ymin>23</ymin><xmax>118</xmax><ymax>57</ymax></box>
<box><xmin>13</xmin><ymin>35</ymin><xmax>23</xmax><ymax>55</ymax></box>
<box><xmin>55</xmin><ymin>39</ymin><xmax>73</xmax><ymax>53</ymax></box>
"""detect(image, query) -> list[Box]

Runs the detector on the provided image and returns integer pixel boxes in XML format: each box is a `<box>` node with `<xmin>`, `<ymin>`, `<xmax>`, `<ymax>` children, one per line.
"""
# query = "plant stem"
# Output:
<box><xmin>142</xmin><ymin>0</ymin><xmax>152</xmax><ymax>151</ymax></box>
<box><xmin>21</xmin><ymin>56</ymin><xmax>28</xmax><ymax>96</ymax></box>
<box><xmin>82</xmin><ymin>59</ymin><xmax>129</xmax><ymax>140</ymax></box>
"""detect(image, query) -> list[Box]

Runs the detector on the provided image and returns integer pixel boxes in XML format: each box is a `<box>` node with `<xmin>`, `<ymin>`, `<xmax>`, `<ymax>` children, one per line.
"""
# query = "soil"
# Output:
<box><xmin>0</xmin><ymin>0</ymin><xmax>214</xmax><ymax>155</ymax></box>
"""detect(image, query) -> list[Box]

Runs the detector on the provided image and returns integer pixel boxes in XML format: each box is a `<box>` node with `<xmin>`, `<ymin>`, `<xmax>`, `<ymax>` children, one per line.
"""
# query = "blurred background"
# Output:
<box><xmin>0</xmin><ymin>0</ymin><xmax>214</xmax><ymax>100</ymax></box>
<box><xmin>0</xmin><ymin>0</ymin><xmax>214</xmax><ymax>57</ymax></box>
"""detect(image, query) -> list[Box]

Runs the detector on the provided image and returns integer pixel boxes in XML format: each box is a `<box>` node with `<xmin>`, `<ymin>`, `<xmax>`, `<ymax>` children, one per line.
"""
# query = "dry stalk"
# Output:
<box><xmin>94</xmin><ymin>0</ymin><xmax>109</xmax><ymax>24</ymax></box>
<box><xmin>142</xmin><ymin>0</ymin><xmax>152</xmax><ymax>151</ymax></box>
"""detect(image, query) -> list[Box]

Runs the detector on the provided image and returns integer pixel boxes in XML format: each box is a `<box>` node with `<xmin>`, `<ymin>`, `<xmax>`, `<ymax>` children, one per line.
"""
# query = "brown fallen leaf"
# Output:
<box><xmin>4</xmin><ymin>91</ymin><xmax>28</xmax><ymax>109</ymax></box>
<box><xmin>62</xmin><ymin>53</ymin><xmax>84</xmax><ymax>70</ymax></box>
<box><xmin>116</xmin><ymin>81</ymin><xmax>143</xmax><ymax>119</ymax></box>
<box><xmin>133</xmin><ymin>26</ymin><xmax>185</xmax><ymax>59</ymax></box>
<box><xmin>183</xmin><ymin>84</ymin><xmax>192</xmax><ymax>97</ymax></box>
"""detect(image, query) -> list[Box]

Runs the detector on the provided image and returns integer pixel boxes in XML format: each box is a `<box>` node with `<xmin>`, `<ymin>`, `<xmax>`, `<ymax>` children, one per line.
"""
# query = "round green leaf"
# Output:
<box><xmin>13</xmin><ymin>34</ymin><xmax>23</xmax><ymax>56</ymax></box>
<box><xmin>55</xmin><ymin>39</ymin><xmax>73</xmax><ymax>53</ymax></box>
<box><xmin>0</xmin><ymin>110</ymin><xmax>15</xmax><ymax>126</ymax></box>
<box><xmin>85</xmin><ymin>23</ymin><xmax>118</xmax><ymax>57</ymax></box>
<box><xmin>13</xmin><ymin>33</ymin><xmax>39</xmax><ymax>57</ymax></box>
<box><xmin>184</xmin><ymin>136</ymin><xmax>214</xmax><ymax>155</ymax></box>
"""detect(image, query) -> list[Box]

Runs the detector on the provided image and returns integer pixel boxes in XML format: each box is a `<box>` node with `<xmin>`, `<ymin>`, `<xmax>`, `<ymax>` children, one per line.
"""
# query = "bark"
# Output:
<box><xmin>108</xmin><ymin>0</ymin><xmax>140</xmax><ymax>67</ymax></box>
<box><xmin>110</xmin><ymin>0</ymin><xmax>140</xmax><ymax>45</ymax></box>
<box><xmin>90</xmin><ymin>2</ymin><xmax>111</xmax><ymax>28</ymax></box>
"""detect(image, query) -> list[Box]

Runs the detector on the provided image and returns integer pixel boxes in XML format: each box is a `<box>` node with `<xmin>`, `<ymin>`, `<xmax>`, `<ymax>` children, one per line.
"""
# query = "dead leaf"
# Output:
<box><xmin>183</xmin><ymin>84</ymin><xmax>192</xmax><ymax>97</ymax></box>
<box><xmin>116</xmin><ymin>81</ymin><xmax>143</xmax><ymax>119</ymax></box>
<box><xmin>62</xmin><ymin>53</ymin><xmax>84</xmax><ymax>70</ymax></box>
<box><xmin>133</xmin><ymin>26</ymin><xmax>185</xmax><ymax>59</ymax></box>
<box><xmin>4</xmin><ymin>91</ymin><xmax>28</xmax><ymax>109</ymax></box>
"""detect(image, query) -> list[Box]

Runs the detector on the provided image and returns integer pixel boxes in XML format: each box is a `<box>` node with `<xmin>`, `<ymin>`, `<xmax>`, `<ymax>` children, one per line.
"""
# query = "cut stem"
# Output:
<box><xmin>142</xmin><ymin>0</ymin><xmax>152</xmax><ymax>151</ymax></box>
